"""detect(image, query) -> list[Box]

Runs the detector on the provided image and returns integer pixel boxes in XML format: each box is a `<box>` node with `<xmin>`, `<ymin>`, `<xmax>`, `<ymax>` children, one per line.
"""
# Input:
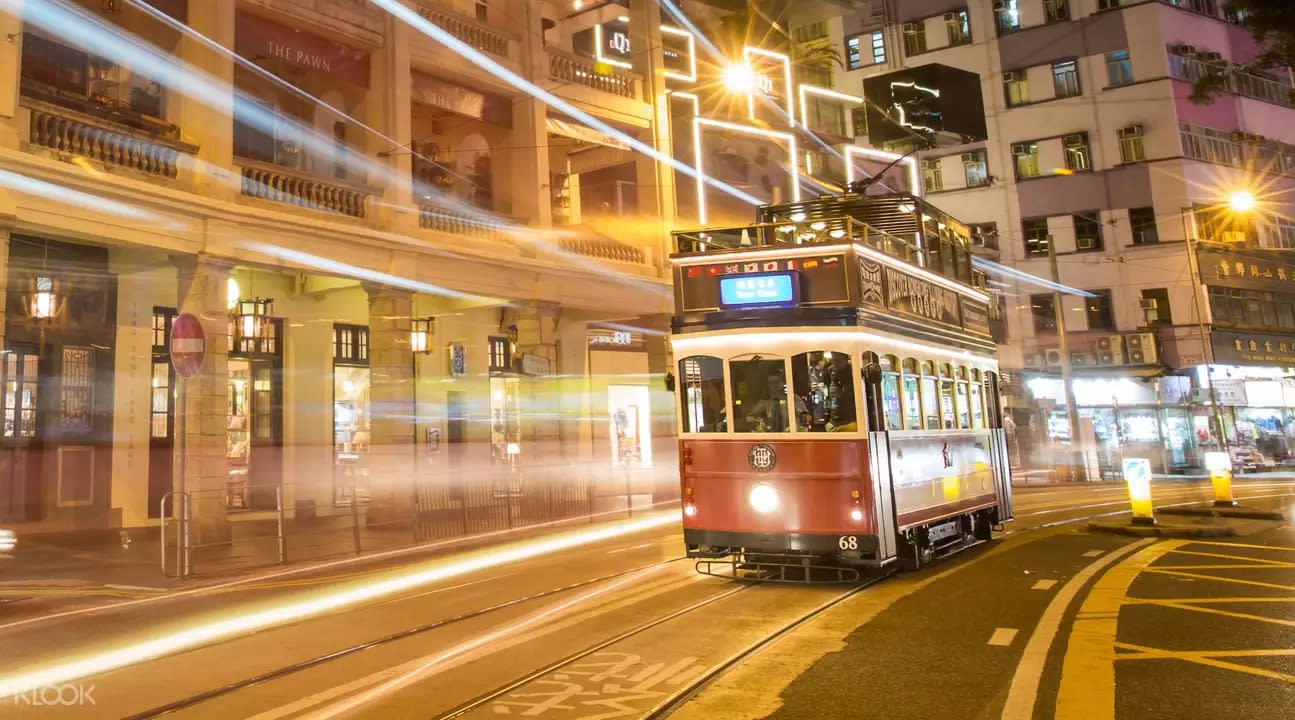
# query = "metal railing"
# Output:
<box><xmin>546</xmin><ymin>47</ymin><xmax>641</xmax><ymax>99</ymax></box>
<box><xmin>1168</xmin><ymin>54</ymin><xmax>1294</xmax><ymax>108</ymax></box>
<box><xmin>21</xmin><ymin>96</ymin><xmax>197</xmax><ymax>180</ymax></box>
<box><xmin>238</xmin><ymin>157</ymin><xmax>377</xmax><ymax>218</ymax></box>
<box><xmin>416</xmin><ymin>2</ymin><xmax>515</xmax><ymax>58</ymax></box>
<box><xmin>1179</xmin><ymin>123</ymin><xmax>1295</xmax><ymax>177</ymax></box>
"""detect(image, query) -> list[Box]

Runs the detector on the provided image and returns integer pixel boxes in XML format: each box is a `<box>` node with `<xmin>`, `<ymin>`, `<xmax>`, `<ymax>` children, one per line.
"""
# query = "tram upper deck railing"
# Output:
<box><xmin>672</xmin><ymin>215</ymin><xmax>985</xmax><ymax>291</ymax></box>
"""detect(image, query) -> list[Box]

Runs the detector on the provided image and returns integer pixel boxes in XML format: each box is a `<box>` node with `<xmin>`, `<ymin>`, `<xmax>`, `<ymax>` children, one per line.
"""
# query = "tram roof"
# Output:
<box><xmin>758</xmin><ymin>193</ymin><xmax>970</xmax><ymax>239</ymax></box>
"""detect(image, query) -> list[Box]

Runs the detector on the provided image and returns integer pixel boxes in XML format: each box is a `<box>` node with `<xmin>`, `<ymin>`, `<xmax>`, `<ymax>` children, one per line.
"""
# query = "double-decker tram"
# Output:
<box><xmin>669</xmin><ymin>192</ymin><xmax>1013</xmax><ymax>580</ymax></box>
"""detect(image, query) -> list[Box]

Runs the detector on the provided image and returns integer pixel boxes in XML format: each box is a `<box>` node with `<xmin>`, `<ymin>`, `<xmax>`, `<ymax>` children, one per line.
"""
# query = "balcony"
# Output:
<box><xmin>19</xmin><ymin>95</ymin><xmax>196</xmax><ymax>180</ymax></box>
<box><xmin>415</xmin><ymin>2</ymin><xmax>515</xmax><ymax>59</ymax></box>
<box><xmin>417</xmin><ymin>203</ymin><xmax>515</xmax><ymax>244</ymax></box>
<box><xmin>546</xmin><ymin>47</ymin><xmax>641</xmax><ymax>100</ymax></box>
<box><xmin>1179</xmin><ymin>123</ymin><xmax>1295</xmax><ymax>177</ymax></box>
<box><xmin>237</xmin><ymin>158</ymin><xmax>378</xmax><ymax>219</ymax></box>
<box><xmin>560</xmin><ymin>235</ymin><xmax>646</xmax><ymax>265</ymax></box>
<box><xmin>1169</xmin><ymin>54</ymin><xmax>1294</xmax><ymax>108</ymax></box>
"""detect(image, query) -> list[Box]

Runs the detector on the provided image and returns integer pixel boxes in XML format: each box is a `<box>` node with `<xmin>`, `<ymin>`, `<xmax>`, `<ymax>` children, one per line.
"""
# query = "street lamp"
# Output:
<box><xmin>1228</xmin><ymin>190</ymin><xmax>1257</xmax><ymax>213</ymax></box>
<box><xmin>410</xmin><ymin>317</ymin><xmax>434</xmax><ymax>354</ymax></box>
<box><xmin>721</xmin><ymin>63</ymin><xmax>755</xmax><ymax>93</ymax></box>
<box><xmin>233</xmin><ymin>297</ymin><xmax>273</xmax><ymax>345</ymax></box>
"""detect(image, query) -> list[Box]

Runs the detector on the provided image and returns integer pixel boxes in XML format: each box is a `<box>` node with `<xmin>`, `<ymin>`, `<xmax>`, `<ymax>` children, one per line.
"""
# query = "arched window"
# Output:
<box><xmin>938</xmin><ymin>362</ymin><xmax>956</xmax><ymax>429</ymax></box>
<box><xmin>955</xmin><ymin>366</ymin><xmax>971</xmax><ymax>429</ymax></box>
<box><xmin>881</xmin><ymin>354</ymin><xmax>902</xmax><ymax>430</ymax></box>
<box><xmin>901</xmin><ymin>357</ymin><xmax>922</xmax><ymax>429</ymax></box>
<box><xmin>679</xmin><ymin>356</ymin><xmax>726</xmax><ymax>433</ymax></box>
<box><xmin>920</xmin><ymin>360</ymin><xmax>939</xmax><ymax>429</ymax></box>
<box><xmin>970</xmin><ymin>368</ymin><xmax>985</xmax><ymax>429</ymax></box>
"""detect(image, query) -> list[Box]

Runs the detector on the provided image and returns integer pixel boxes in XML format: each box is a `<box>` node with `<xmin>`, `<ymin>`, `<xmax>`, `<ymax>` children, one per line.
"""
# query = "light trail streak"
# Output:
<box><xmin>238</xmin><ymin>243</ymin><xmax>483</xmax><ymax>301</ymax></box>
<box><xmin>0</xmin><ymin>513</ymin><xmax>678</xmax><ymax>700</ymax></box>
<box><xmin>972</xmin><ymin>256</ymin><xmax>1097</xmax><ymax>297</ymax></box>
<box><xmin>369</xmin><ymin>0</ymin><xmax>761</xmax><ymax>208</ymax></box>
<box><xmin>0</xmin><ymin>169</ymin><xmax>169</xmax><ymax>225</ymax></box>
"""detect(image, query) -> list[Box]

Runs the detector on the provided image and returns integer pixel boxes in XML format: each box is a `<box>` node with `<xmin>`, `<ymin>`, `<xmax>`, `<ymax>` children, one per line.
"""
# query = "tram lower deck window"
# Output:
<box><xmin>731</xmin><ymin>357</ymin><xmax>795</xmax><ymax>433</ymax></box>
<box><xmin>680</xmin><ymin>356</ymin><xmax>726</xmax><ymax>433</ymax></box>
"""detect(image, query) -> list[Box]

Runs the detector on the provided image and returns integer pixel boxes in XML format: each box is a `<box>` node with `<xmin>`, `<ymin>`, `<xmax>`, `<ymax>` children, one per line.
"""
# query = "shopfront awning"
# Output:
<box><xmin>1024</xmin><ymin>365</ymin><xmax>1169</xmax><ymax>379</ymax></box>
<box><xmin>546</xmin><ymin>117</ymin><xmax>628</xmax><ymax>150</ymax></box>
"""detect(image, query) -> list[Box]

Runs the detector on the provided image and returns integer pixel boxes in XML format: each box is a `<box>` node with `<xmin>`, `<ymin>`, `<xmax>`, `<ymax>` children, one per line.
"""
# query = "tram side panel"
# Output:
<box><xmin>678</xmin><ymin>438</ymin><xmax>886</xmax><ymax>562</ymax></box>
<box><xmin>885</xmin><ymin>431</ymin><xmax>1001</xmax><ymax>532</ymax></box>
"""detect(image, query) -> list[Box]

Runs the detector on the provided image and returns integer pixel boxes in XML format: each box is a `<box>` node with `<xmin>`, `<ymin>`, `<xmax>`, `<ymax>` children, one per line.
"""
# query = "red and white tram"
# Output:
<box><xmin>669</xmin><ymin>192</ymin><xmax>1013</xmax><ymax>579</ymax></box>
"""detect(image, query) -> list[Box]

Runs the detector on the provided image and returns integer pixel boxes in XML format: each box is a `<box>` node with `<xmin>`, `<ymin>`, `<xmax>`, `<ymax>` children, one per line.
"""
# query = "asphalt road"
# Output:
<box><xmin>1</xmin><ymin>477</ymin><xmax>1291</xmax><ymax>719</ymax></box>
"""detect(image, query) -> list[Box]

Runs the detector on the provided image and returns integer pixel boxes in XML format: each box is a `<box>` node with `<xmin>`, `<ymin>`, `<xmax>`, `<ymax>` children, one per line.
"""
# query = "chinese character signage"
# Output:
<box><xmin>719</xmin><ymin>273</ymin><xmax>798</xmax><ymax>307</ymax></box>
<box><xmin>1197</xmin><ymin>246</ymin><xmax>1295</xmax><ymax>294</ymax></box>
<box><xmin>1211</xmin><ymin>329</ymin><xmax>1295</xmax><ymax>366</ymax></box>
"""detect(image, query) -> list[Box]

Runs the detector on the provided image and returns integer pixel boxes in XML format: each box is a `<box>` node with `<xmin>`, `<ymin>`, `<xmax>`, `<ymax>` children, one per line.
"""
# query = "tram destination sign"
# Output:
<box><xmin>677</xmin><ymin>253</ymin><xmax>848</xmax><ymax>312</ymax></box>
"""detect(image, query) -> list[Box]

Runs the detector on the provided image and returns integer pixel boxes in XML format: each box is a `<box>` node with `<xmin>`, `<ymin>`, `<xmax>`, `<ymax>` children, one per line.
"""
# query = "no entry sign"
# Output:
<box><xmin>170</xmin><ymin>313</ymin><xmax>206</xmax><ymax>379</ymax></box>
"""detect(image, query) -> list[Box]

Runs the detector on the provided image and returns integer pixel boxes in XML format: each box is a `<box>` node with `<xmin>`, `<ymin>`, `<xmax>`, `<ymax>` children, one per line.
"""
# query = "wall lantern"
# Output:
<box><xmin>410</xmin><ymin>317</ymin><xmax>434</xmax><ymax>354</ymax></box>
<box><xmin>24</xmin><ymin>275</ymin><xmax>66</xmax><ymax>321</ymax></box>
<box><xmin>234</xmin><ymin>297</ymin><xmax>273</xmax><ymax>344</ymax></box>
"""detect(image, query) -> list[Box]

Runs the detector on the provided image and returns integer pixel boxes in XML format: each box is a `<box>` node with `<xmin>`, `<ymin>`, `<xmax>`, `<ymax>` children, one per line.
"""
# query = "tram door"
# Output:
<box><xmin>859</xmin><ymin>351</ymin><xmax>898</xmax><ymax>562</ymax></box>
<box><xmin>985</xmin><ymin>371</ymin><xmax>1013</xmax><ymax>520</ymax></box>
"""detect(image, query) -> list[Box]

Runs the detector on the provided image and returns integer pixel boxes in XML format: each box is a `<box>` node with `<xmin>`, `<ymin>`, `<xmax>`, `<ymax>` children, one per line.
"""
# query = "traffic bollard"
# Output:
<box><xmin>1122</xmin><ymin>458</ymin><xmax>1156</xmax><ymax>526</ymax></box>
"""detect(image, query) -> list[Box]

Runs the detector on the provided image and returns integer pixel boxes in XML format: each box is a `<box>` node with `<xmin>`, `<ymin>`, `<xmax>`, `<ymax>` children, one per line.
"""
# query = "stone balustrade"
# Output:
<box><xmin>238</xmin><ymin>158</ymin><xmax>375</xmax><ymax>218</ymax></box>
<box><xmin>21</xmin><ymin>97</ymin><xmax>196</xmax><ymax>180</ymax></box>
<box><xmin>416</xmin><ymin>2</ymin><xmax>514</xmax><ymax>57</ymax></box>
<box><xmin>546</xmin><ymin>47</ymin><xmax>640</xmax><ymax>99</ymax></box>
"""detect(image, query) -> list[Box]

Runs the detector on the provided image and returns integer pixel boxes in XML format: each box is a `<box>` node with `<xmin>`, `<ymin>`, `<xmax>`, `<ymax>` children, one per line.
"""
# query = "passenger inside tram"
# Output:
<box><xmin>827</xmin><ymin>353</ymin><xmax>858</xmax><ymax>432</ymax></box>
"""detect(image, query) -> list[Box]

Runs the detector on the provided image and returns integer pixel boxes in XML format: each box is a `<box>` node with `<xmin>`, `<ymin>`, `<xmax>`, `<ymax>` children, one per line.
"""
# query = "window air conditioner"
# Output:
<box><xmin>1118</xmin><ymin>124</ymin><xmax>1144</xmax><ymax>139</ymax></box>
<box><xmin>1071</xmin><ymin>352</ymin><xmax>1096</xmax><ymax>367</ymax></box>
<box><xmin>961</xmin><ymin>152</ymin><xmax>978</xmax><ymax>163</ymax></box>
<box><xmin>1125</xmin><ymin>332</ymin><xmax>1159</xmax><ymax>364</ymax></box>
<box><xmin>945</xmin><ymin>12</ymin><xmax>958</xmax><ymax>22</ymax></box>
<box><xmin>1011</xmin><ymin>143</ymin><xmax>1029</xmax><ymax>155</ymax></box>
<box><xmin>1076</xmin><ymin>235</ymin><xmax>1098</xmax><ymax>250</ymax></box>
<box><xmin>1169</xmin><ymin>44</ymin><xmax>1196</xmax><ymax>56</ymax></box>
<box><xmin>1044</xmin><ymin>348</ymin><xmax>1064</xmax><ymax>367</ymax></box>
<box><xmin>1063</xmin><ymin>133</ymin><xmax>1085</xmax><ymax>146</ymax></box>
<box><xmin>1199</xmin><ymin>51</ymin><xmax>1223</xmax><ymax>63</ymax></box>
<box><xmin>1139</xmin><ymin>297</ymin><xmax>1159</xmax><ymax>311</ymax></box>
<box><xmin>903</xmin><ymin>22</ymin><xmax>919</xmax><ymax>35</ymax></box>
<box><xmin>993</xmin><ymin>0</ymin><xmax>1008</xmax><ymax>11</ymax></box>
<box><xmin>1003</xmin><ymin>71</ymin><xmax>1020</xmax><ymax>82</ymax></box>
<box><xmin>1022</xmin><ymin>351</ymin><xmax>1044</xmax><ymax>369</ymax></box>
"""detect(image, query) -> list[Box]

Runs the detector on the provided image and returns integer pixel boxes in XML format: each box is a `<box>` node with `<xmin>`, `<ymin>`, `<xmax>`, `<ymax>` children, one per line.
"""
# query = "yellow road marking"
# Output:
<box><xmin>1154</xmin><ymin>563</ymin><xmax>1295</xmax><ymax>570</ymax></box>
<box><xmin>1164</xmin><ymin>549</ymin><xmax>1294</xmax><ymax>566</ymax></box>
<box><xmin>1114</xmin><ymin>642</ymin><xmax>1295</xmax><ymax>684</ymax></box>
<box><xmin>1123</xmin><ymin>596</ymin><xmax>1295</xmax><ymax>604</ymax></box>
<box><xmin>1181</xmin><ymin>540</ymin><xmax>1295</xmax><ymax>552</ymax></box>
<box><xmin>1123</xmin><ymin>598</ymin><xmax>1295</xmax><ymax>627</ymax></box>
<box><xmin>1142</xmin><ymin>568</ymin><xmax>1295</xmax><ymax>591</ymax></box>
<box><xmin>1045</xmin><ymin>540</ymin><xmax>1177</xmax><ymax>720</ymax></box>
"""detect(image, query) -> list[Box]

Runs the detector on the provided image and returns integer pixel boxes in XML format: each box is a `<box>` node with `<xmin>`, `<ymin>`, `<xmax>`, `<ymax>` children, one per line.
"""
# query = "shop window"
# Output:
<box><xmin>152</xmin><ymin>308</ymin><xmax>175</xmax><ymax>350</ymax></box>
<box><xmin>1106</xmin><ymin>50</ymin><xmax>1133</xmax><ymax>86</ymax></box>
<box><xmin>1086</xmin><ymin>290</ymin><xmax>1115</xmax><ymax>330</ymax></box>
<box><xmin>1141</xmin><ymin>287</ymin><xmax>1173</xmax><ymax>325</ymax></box>
<box><xmin>881</xmin><ymin>355</ymin><xmax>903</xmax><ymax>431</ymax></box>
<box><xmin>680</xmin><ymin>356</ymin><xmax>726</xmax><ymax>433</ymax></box>
<box><xmin>490</xmin><ymin>375</ymin><xmax>522</xmax><ymax>467</ymax></box>
<box><xmin>1032</xmin><ymin>294</ymin><xmax>1058</xmax><ymax>333</ymax></box>
<box><xmin>609</xmin><ymin>385</ymin><xmax>652</xmax><ymax>467</ymax></box>
<box><xmin>1130</xmin><ymin>207</ymin><xmax>1159</xmax><ymax>245</ymax></box>
<box><xmin>59</xmin><ymin>346</ymin><xmax>94</xmax><ymax>433</ymax></box>
<box><xmin>1052</xmin><ymin>60</ymin><xmax>1081</xmax><ymax>98</ymax></box>
<box><xmin>1075</xmin><ymin>213</ymin><xmax>1103</xmax><ymax>251</ymax></box>
<box><xmin>150</xmin><ymin>362</ymin><xmax>172</xmax><ymax>439</ymax></box>
<box><xmin>1023</xmin><ymin>217</ymin><xmax>1050</xmax><ymax>256</ymax></box>
<box><xmin>791</xmin><ymin>351</ymin><xmax>857</xmax><ymax>432</ymax></box>
<box><xmin>920</xmin><ymin>360</ymin><xmax>940</xmax><ymax>430</ymax></box>
<box><xmin>1063</xmin><ymin>133</ymin><xmax>1091</xmax><ymax>172</ymax></box>
<box><xmin>901</xmin><ymin>358</ymin><xmax>922</xmax><ymax>430</ymax></box>
<box><xmin>333</xmin><ymin>363</ymin><xmax>371</xmax><ymax>506</ymax></box>
<box><xmin>333</xmin><ymin>324</ymin><xmax>370</xmax><ymax>365</ymax></box>
<box><xmin>730</xmin><ymin>356</ymin><xmax>792</xmax><ymax>433</ymax></box>
<box><xmin>488</xmin><ymin>335</ymin><xmax>512</xmax><ymax>373</ymax></box>
<box><xmin>2</xmin><ymin>351</ymin><xmax>39</xmax><ymax>439</ymax></box>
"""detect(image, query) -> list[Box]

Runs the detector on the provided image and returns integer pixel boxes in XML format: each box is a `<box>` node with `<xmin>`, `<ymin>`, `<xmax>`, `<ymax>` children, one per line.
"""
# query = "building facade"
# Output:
<box><xmin>0</xmin><ymin>0</ymin><xmax>686</xmax><ymax>536</ymax></box>
<box><xmin>796</xmin><ymin>0</ymin><xmax>1295</xmax><ymax>473</ymax></box>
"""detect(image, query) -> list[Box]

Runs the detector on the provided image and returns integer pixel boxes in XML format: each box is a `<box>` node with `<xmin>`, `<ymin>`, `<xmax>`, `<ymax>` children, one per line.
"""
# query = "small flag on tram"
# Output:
<box><xmin>823</xmin><ymin>256</ymin><xmax>839</xmax><ymax>265</ymax></box>
<box><xmin>724</xmin><ymin>264</ymin><xmax>740</xmax><ymax>274</ymax></box>
<box><xmin>804</xmin><ymin>260</ymin><xmax>819</xmax><ymax>269</ymax></box>
<box><xmin>763</xmin><ymin>261</ymin><xmax>778</xmax><ymax>271</ymax></box>
<box><xmin>744</xmin><ymin>263</ymin><xmax>759</xmax><ymax>272</ymax></box>
<box><xmin>786</xmin><ymin>260</ymin><xmax>797</xmax><ymax>270</ymax></box>
<box><xmin>706</xmin><ymin>266</ymin><xmax>721</xmax><ymax>276</ymax></box>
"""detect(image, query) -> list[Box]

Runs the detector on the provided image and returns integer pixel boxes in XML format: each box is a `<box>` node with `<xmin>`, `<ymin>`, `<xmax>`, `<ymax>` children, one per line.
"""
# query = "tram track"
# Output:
<box><xmin>119</xmin><ymin>556</ymin><xmax>688</xmax><ymax>720</ymax></box>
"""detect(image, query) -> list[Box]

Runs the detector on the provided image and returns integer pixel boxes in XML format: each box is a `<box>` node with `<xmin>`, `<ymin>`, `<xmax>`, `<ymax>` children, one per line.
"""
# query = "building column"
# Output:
<box><xmin>173</xmin><ymin>254</ymin><xmax>232</xmax><ymax>544</ymax></box>
<box><xmin>0</xmin><ymin>226</ymin><xmax>9</xmax><ymax>352</ymax></box>
<box><xmin>516</xmin><ymin>302</ymin><xmax>560</xmax><ymax>463</ymax></box>
<box><xmin>364</xmin><ymin>283</ymin><xmax>415</xmax><ymax>526</ymax></box>
<box><xmin>369</xmin><ymin>13</ymin><xmax>415</xmax><ymax>234</ymax></box>
<box><xmin>174</xmin><ymin>0</ymin><xmax>236</xmax><ymax>199</ymax></box>
<box><xmin>630</xmin><ymin>0</ymin><xmax>676</xmax><ymax>264</ymax></box>
<box><xmin>0</xmin><ymin>3</ymin><xmax>23</xmax><ymax>150</ymax></box>
<box><xmin>511</xmin><ymin>98</ymin><xmax>552</xmax><ymax>231</ymax></box>
<box><xmin>556</xmin><ymin>316</ymin><xmax>592</xmax><ymax>464</ymax></box>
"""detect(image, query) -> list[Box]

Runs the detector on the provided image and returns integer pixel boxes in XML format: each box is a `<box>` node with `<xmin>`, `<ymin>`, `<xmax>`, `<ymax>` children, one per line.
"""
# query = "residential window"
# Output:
<box><xmin>1063</xmin><ymin>132</ymin><xmax>1091</xmax><ymax>171</ymax></box>
<box><xmin>1023</xmin><ymin>218</ymin><xmax>1050</xmax><ymax>256</ymax></box>
<box><xmin>869</xmin><ymin>31</ymin><xmax>886</xmax><ymax>65</ymax></box>
<box><xmin>1003</xmin><ymin>71</ymin><xmax>1029</xmax><ymax>106</ymax></box>
<box><xmin>846</xmin><ymin>35</ymin><xmax>863</xmax><ymax>70</ymax></box>
<box><xmin>1012</xmin><ymin>142</ymin><xmax>1040</xmax><ymax>179</ymax></box>
<box><xmin>923</xmin><ymin>158</ymin><xmax>943</xmax><ymax>191</ymax></box>
<box><xmin>1052</xmin><ymin>60</ymin><xmax>1081</xmax><ymax>98</ymax></box>
<box><xmin>1031</xmin><ymin>294</ymin><xmax>1057</xmax><ymax>333</ymax></box>
<box><xmin>1141</xmin><ymin>288</ymin><xmax>1173</xmax><ymax>325</ymax></box>
<box><xmin>1085</xmin><ymin>290</ymin><xmax>1115</xmax><ymax>330</ymax></box>
<box><xmin>1118</xmin><ymin>124</ymin><xmax>1145</xmax><ymax>162</ymax></box>
<box><xmin>1044</xmin><ymin>0</ymin><xmax>1070</xmax><ymax>22</ymax></box>
<box><xmin>1130</xmin><ymin>206</ymin><xmax>1159</xmax><ymax>244</ymax></box>
<box><xmin>995</xmin><ymin>0</ymin><xmax>1021</xmax><ymax>34</ymax></box>
<box><xmin>851</xmin><ymin>107</ymin><xmax>868</xmax><ymax>137</ymax></box>
<box><xmin>1099</xmin><ymin>0</ymin><xmax>1122</xmax><ymax>8</ymax></box>
<box><xmin>902</xmin><ymin>22</ymin><xmax>927</xmax><ymax>55</ymax></box>
<box><xmin>1271</xmin><ymin>218</ymin><xmax>1295</xmax><ymax>249</ymax></box>
<box><xmin>970</xmin><ymin>222</ymin><xmax>999</xmax><ymax>250</ymax></box>
<box><xmin>1075</xmin><ymin>213</ymin><xmax>1103</xmax><ymax>251</ymax></box>
<box><xmin>963</xmin><ymin>150</ymin><xmax>989</xmax><ymax>186</ymax></box>
<box><xmin>846</xmin><ymin>31</ymin><xmax>885</xmax><ymax>69</ymax></box>
<box><xmin>1106</xmin><ymin>50</ymin><xmax>1133</xmax><ymax>86</ymax></box>
<box><xmin>946</xmin><ymin>9</ymin><xmax>971</xmax><ymax>46</ymax></box>
<box><xmin>488</xmin><ymin>336</ymin><xmax>511</xmax><ymax>372</ymax></box>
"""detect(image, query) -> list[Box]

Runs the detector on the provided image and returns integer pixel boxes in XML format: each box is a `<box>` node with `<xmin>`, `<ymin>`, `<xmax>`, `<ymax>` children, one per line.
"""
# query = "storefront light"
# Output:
<box><xmin>410</xmin><ymin>317</ymin><xmax>434</xmax><ymax>354</ymax></box>
<box><xmin>24</xmin><ymin>275</ymin><xmax>65</xmax><ymax>321</ymax></box>
<box><xmin>234</xmin><ymin>297</ymin><xmax>273</xmax><ymax>343</ymax></box>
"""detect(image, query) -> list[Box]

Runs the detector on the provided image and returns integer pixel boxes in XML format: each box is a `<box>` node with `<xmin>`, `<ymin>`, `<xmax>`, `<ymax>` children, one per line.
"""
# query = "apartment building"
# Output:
<box><xmin>0</xmin><ymin>0</ymin><xmax>685</xmax><ymax>536</ymax></box>
<box><xmin>798</xmin><ymin>0</ymin><xmax>1295</xmax><ymax>471</ymax></box>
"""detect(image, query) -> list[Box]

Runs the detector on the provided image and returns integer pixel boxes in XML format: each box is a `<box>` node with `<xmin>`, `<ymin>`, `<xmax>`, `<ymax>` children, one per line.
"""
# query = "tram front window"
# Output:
<box><xmin>791</xmin><ymin>351</ymin><xmax>857</xmax><ymax>432</ymax></box>
<box><xmin>680</xmin><ymin>356</ymin><xmax>726</xmax><ymax>433</ymax></box>
<box><xmin>731</xmin><ymin>357</ymin><xmax>797</xmax><ymax>433</ymax></box>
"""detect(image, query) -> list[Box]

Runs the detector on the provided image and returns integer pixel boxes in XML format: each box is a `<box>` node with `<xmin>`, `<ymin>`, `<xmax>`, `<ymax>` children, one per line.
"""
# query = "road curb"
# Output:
<box><xmin>1156</xmin><ymin>506</ymin><xmax>1287</xmax><ymax>521</ymax></box>
<box><xmin>1086</xmin><ymin>522</ymin><xmax>1237</xmax><ymax>538</ymax></box>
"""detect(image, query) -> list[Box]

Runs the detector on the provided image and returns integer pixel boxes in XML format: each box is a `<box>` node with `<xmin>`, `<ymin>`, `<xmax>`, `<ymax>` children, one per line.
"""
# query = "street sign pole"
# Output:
<box><xmin>170</xmin><ymin>313</ymin><xmax>207</xmax><ymax>579</ymax></box>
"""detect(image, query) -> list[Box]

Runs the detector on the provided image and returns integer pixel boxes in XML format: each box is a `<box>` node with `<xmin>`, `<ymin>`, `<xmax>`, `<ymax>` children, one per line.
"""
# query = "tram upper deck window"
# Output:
<box><xmin>955</xmin><ymin>366</ymin><xmax>971</xmax><ymax>429</ymax></box>
<box><xmin>679</xmin><ymin>356</ymin><xmax>726</xmax><ymax>433</ymax></box>
<box><xmin>901</xmin><ymin>357</ymin><xmax>921</xmax><ymax>430</ymax></box>
<box><xmin>970</xmin><ymin>369</ymin><xmax>985</xmax><ymax>428</ymax></box>
<box><xmin>731</xmin><ymin>356</ymin><xmax>798</xmax><ymax>433</ymax></box>
<box><xmin>938</xmin><ymin>363</ymin><xmax>956</xmax><ymax>429</ymax></box>
<box><xmin>791</xmin><ymin>351</ymin><xmax>857</xmax><ymax>432</ymax></box>
<box><xmin>920</xmin><ymin>360</ymin><xmax>939</xmax><ymax>429</ymax></box>
<box><xmin>880</xmin><ymin>355</ymin><xmax>902</xmax><ymax>431</ymax></box>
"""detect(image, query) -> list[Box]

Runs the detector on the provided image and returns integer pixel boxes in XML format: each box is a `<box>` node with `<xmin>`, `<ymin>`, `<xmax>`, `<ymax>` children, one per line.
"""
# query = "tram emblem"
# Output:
<box><xmin>748</xmin><ymin>444</ymin><xmax>777</xmax><ymax>472</ymax></box>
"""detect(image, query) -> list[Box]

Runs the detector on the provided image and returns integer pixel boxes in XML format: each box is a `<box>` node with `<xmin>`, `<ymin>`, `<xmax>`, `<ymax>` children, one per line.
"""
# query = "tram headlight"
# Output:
<box><xmin>748</xmin><ymin>483</ymin><xmax>779</xmax><ymax>514</ymax></box>
<box><xmin>850</xmin><ymin>508</ymin><xmax>864</xmax><ymax>522</ymax></box>
<box><xmin>683</xmin><ymin>504</ymin><xmax>698</xmax><ymax>517</ymax></box>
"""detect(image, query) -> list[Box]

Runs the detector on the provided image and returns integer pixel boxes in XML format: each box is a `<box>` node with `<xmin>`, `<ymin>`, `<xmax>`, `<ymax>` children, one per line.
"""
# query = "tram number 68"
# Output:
<box><xmin>838</xmin><ymin>536</ymin><xmax>858</xmax><ymax>551</ymax></box>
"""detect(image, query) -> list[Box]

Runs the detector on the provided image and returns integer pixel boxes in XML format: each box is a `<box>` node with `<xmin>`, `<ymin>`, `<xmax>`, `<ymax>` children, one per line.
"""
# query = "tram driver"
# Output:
<box><xmin>746</xmin><ymin>373</ymin><xmax>810</xmax><ymax>432</ymax></box>
<box><xmin>826</xmin><ymin>353</ymin><xmax>858</xmax><ymax>432</ymax></box>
